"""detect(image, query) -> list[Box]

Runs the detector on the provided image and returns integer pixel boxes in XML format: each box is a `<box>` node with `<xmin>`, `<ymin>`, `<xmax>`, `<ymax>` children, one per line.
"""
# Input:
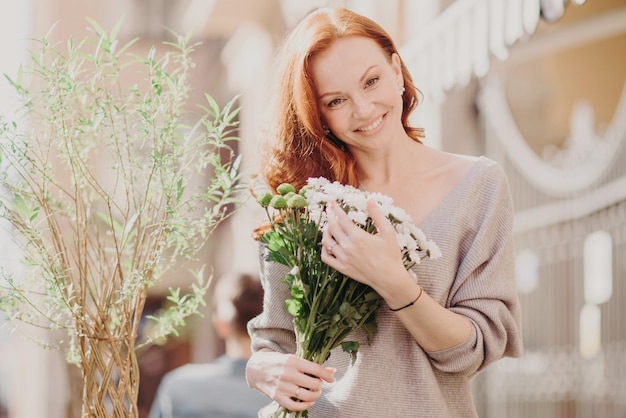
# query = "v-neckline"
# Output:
<box><xmin>416</xmin><ymin>156</ymin><xmax>487</xmax><ymax>228</ymax></box>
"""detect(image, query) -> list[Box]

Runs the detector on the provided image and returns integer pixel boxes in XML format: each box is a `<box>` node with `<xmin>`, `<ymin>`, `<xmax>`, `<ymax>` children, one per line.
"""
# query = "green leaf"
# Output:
<box><xmin>176</xmin><ymin>177</ymin><xmax>185</xmax><ymax>203</ymax></box>
<box><xmin>341</xmin><ymin>340</ymin><xmax>360</xmax><ymax>365</ymax></box>
<box><xmin>29</xmin><ymin>206</ymin><xmax>40</xmax><ymax>222</ymax></box>
<box><xmin>166</xmin><ymin>288</ymin><xmax>181</xmax><ymax>304</ymax></box>
<box><xmin>11</xmin><ymin>192</ymin><xmax>29</xmax><ymax>216</ymax></box>
<box><xmin>96</xmin><ymin>212</ymin><xmax>122</xmax><ymax>235</ymax></box>
<box><xmin>285</xmin><ymin>299</ymin><xmax>300</xmax><ymax>317</ymax></box>
<box><xmin>363</xmin><ymin>320</ymin><xmax>378</xmax><ymax>345</ymax></box>
<box><xmin>290</xmin><ymin>283</ymin><xmax>304</xmax><ymax>300</ymax></box>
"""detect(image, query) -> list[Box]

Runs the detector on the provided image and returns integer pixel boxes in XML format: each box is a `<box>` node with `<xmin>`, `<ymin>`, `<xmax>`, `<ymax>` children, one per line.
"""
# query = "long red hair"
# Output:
<box><xmin>259</xmin><ymin>7</ymin><xmax>424</xmax><ymax>192</ymax></box>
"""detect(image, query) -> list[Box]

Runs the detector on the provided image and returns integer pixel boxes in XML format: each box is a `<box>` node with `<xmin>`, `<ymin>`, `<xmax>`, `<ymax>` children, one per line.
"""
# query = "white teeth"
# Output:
<box><xmin>358</xmin><ymin>116</ymin><xmax>383</xmax><ymax>132</ymax></box>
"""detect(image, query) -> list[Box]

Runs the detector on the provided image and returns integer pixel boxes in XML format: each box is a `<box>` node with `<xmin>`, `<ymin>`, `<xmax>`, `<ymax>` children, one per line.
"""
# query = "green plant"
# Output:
<box><xmin>0</xmin><ymin>18</ymin><xmax>242</xmax><ymax>417</ymax></box>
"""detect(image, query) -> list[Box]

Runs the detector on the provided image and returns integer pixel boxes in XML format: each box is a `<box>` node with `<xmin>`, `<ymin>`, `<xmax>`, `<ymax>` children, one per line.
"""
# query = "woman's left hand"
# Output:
<box><xmin>321</xmin><ymin>199</ymin><xmax>408</xmax><ymax>293</ymax></box>
<box><xmin>322</xmin><ymin>200</ymin><xmax>473</xmax><ymax>352</ymax></box>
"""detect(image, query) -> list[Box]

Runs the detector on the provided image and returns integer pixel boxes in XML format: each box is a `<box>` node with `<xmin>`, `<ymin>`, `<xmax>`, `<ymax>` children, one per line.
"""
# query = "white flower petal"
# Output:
<box><xmin>301</xmin><ymin>176</ymin><xmax>441</xmax><ymax>263</ymax></box>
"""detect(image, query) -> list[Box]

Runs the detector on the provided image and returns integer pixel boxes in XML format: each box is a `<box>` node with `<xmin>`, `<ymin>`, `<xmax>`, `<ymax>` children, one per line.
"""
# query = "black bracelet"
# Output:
<box><xmin>389</xmin><ymin>287</ymin><xmax>423</xmax><ymax>312</ymax></box>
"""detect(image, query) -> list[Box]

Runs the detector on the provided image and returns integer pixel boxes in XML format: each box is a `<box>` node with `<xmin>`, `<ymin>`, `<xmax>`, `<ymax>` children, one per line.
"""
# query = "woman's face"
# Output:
<box><xmin>310</xmin><ymin>36</ymin><xmax>404</xmax><ymax>152</ymax></box>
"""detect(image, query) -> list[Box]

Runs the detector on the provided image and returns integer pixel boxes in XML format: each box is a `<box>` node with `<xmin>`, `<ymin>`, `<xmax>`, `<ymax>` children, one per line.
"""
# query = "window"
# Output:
<box><xmin>579</xmin><ymin>229</ymin><xmax>613</xmax><ymax>358</ymax></box>
<box><xmin>583</xmin><ymin>230</ymin><xmax>613</xmax><ymax>305</ymax></box>
<box><xmin>515</xmin><ymin>249</ymin><xmax>540</xmax><ymax>294</ymax></box>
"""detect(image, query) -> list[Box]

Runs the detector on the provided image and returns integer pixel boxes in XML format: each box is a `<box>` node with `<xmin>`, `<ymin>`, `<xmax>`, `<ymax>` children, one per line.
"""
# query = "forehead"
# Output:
<box><xmin>310</xmin><ymin>36</ymin><xmax>388</xmax><ymax>88</ymax></box>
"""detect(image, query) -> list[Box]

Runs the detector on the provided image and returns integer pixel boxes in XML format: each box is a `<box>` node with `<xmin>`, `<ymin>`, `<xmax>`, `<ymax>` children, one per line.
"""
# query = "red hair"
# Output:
<box><xmin>259</xmin><ymin>7</ymin><xmax>424</xmax><ymax>192</ymax></box>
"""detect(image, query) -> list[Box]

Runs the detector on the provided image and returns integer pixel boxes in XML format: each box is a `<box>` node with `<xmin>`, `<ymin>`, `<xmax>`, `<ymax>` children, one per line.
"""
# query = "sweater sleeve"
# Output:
<box><xmin>426</xmin><ymin>161</ymin><xmax>523</xmax><ymax>376</ymax></box>
<box><xmin>247</xmin><ymin>243</ymin><xmax>297</xmax><ymax>354</ymax></box>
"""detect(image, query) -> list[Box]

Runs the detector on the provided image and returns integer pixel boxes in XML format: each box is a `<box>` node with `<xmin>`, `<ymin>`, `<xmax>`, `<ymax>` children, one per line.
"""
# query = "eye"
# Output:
<box><xmin>327</xmin><ymin>97</ymin><xmax>344</xmax><ymax>108</ymax></box>
<box><xmin>365</xmin><ymin>77</ymin><xmax>379</xmax><ymax>88</ymax></box>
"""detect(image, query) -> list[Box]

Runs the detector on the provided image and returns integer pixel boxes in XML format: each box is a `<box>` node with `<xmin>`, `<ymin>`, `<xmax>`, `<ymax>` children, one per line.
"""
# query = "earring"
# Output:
<box><xmin>324</xmin><ymin>127</ymin><xmax>348</xmax><ymax>152</ymax></box>
<box><xmin>400</xmin><ymin>85</ymin><xmax>405</xmax><ymax>95</ymax></box>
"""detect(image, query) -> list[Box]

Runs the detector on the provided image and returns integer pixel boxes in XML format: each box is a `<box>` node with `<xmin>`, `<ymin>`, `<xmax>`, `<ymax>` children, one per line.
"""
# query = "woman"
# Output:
<box><xmin>246</xmin><ymin>7</ymin><xmax>522</xmax><ymax>418</ymax></box>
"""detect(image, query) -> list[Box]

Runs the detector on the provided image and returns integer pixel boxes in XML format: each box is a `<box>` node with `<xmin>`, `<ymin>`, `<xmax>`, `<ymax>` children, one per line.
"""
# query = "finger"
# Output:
<box><xmin>278</xmin><ymin>373</ymin><xmax>324</xmax><ymax>411</ymax></box>
<box><xmin>277</xmin><ymin>387</ymin><xmax>315</xmax><ymax>411</ymax></box>
<box><xmin>321</xmin><ymin>228</ymin><xmax>336</xmax><ymax>251</ymax></box>
<box><xmin>327</xmin><ymin>201</ymin><xmax>355</xmax><ymax>234</ymax></box>
<box><xmin>327</xmin><ymin>241</ymin><xmax>339</xmax><ymax>257</ymax></box>
<box><xmin>322</xmin><ymin>367</ymin><xmax>337</xmax><ymax>383</ymax></box>
<box><xmin>366</xmin><ymin>199</ymin><xmax>393</xmax><ymax>234</ymax></box>
<box><xmin>321</xmin><ymin>228</ymin><xmax>339</xmax><ymax>260</ymax></box>
<box><xmin>275</xmin><ymin>381</ymin><xmax>316</xmax><ymax>410</ymax></box>
<box><xmin>295</xmin><ymin>358</ymin><xmax>336</xmax><ymax>384</ymax></box>
<box><xmin>291</xmin><ymin>385</ymin><xmax>322</xmax><ymax>402</ymax></box>
<box><xmin>325</xmin><ymin>203</ymin><xmax>352</xmax><ymax>247</ymax></box>
<box><xmin>290</xmin><ymin>372</ymin><xmax>323</xmax><ymax>394</ymax></box>
<box><xmin>280</xmin><ymin>396</ymin><xmax>315</xmax><ymax>412</ymax></box>
<box><xmin>285</xmin><ymin>367</ymin><xmax>333</xmax><ymax>405</ymax></box>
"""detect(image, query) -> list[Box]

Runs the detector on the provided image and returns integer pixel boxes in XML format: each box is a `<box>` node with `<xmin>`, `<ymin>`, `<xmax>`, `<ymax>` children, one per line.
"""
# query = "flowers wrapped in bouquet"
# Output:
<box><xmin>255</xmin><ymin>177</ymin><xmax>441</xmax><ymax>418</ymax></box>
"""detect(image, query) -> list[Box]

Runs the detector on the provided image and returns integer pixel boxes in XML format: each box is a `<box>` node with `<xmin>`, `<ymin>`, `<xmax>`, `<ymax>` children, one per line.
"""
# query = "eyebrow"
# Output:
<box><xmin>318</xmin><ymin>64</ymin><xmax>379</xmax><ymax>100</ymax></box>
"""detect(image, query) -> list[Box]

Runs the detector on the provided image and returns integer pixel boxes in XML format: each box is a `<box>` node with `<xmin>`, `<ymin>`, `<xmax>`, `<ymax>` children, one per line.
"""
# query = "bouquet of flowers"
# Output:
<box><xmin>255</xmin><ymin>177</ymin><xmax>441</xmax><ymax>418</ymax></box>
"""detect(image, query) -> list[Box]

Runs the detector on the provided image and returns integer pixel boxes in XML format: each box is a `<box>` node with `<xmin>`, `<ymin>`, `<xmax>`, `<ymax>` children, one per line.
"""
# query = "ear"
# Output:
<box><xmin>391</xmin><ymin>53</ymin><xmax>403</xmax><ymax>86</ymax></box>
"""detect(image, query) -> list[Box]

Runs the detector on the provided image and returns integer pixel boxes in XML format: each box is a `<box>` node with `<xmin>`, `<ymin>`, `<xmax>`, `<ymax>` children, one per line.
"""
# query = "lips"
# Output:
<box><xmin>356</xmin><ymin>115</ymin><xmax>384</xmax><ymax>132</ymax></box>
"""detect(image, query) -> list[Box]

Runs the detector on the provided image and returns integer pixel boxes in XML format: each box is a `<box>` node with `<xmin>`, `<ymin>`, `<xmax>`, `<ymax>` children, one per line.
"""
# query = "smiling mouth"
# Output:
<box><xmin>357</xmin><ymin>115</ymin><xmax>384</xmax><ymax>132</ymax></box>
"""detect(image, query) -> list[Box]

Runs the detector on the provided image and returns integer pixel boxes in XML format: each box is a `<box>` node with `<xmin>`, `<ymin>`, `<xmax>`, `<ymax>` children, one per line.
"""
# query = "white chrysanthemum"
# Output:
<box><xmin>305</xmin><ymin>190</ymin><xmax>328</xmax><ymax>207</ymax></box>
<box><xmin>302</xmin><ymin>176</ymin><xmax>441</xmax><ymax>262</ymax></box>
<box><xmin>408</xmin><ymin>250</ymin><xmax>423</xmax><ymax>265</ymax></box>
<box><xmin>394</xmin><ymin>222</ymin><xmax>409</xmax><ymax>235</ymax></box>
<box><xmin>308</xmin><ymin>208</ymin><xmax>326</xmax><ymax>225</ymax></box>
<box><xmin>307</xmin><ymin>177</ymin><xmax>330</xmax><ymax>188</ymax></box>
<box><xmin>348</xmin><ymin>210</ymin><xmax>368</xmax><ymax>226</ymax></box>
<box><xmin>389</xmin><ymin>206</ymin><xmax>411</xmax><ymax>224</ymax></box>
<box><xmin>323</xmin><ymin>182</ymin><xmax>347</xmax><ymax>199</ymax></box>
<box><xmin>342</xmin><ymin>192</ymin><xmax>368</xmax><ymax>213</ymax></box>
<box><xmin>369</xmin><ymin>192</ymin><xmax>394</xmax><ymax>208</ymax></box>
<box><xmin>396</xmin><ymin>233</ymin><xmax>409</xmax><ymax>249</ymax></box>
<box><xmin>425</xmin><ymin>240</ymin><xmax>442</xmax><ymax>259</ymax></box>
<box><xmin>409</xmin><ymin>224</ymin><xmax>427</xmax><ymax>243</ymax></box>
<box><xmin>403</xmin><ymin>235</ymin><xmax>418</xmax><ymax>252</ymax></box>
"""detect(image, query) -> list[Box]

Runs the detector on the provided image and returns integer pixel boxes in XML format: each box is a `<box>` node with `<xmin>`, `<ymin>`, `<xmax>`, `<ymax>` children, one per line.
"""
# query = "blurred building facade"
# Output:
<box><xmin>419</xmin><ymin>2</ymin><xmax>626</xmax><ymax>417</ymax></box>
<box><xmin>0</xmin><ymin>0</ymin><xmax>624</xmax><ymax>417</ymax></box>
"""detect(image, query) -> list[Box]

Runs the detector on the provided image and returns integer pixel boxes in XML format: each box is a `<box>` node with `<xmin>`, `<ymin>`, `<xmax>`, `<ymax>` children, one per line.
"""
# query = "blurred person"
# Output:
<box><xmin>246</xmin><ymin>7</ymin><xmax>523</xmax><ymax>417</ymax></box>
<box><xmin>149</xmin><ymin>272</ymin><xmax>267</xmax><ymax>418</ymax></box>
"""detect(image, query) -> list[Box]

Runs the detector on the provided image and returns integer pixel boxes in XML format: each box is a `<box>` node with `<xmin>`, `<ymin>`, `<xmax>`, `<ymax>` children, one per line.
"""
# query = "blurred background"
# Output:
<box><xmin>0</xmin><ymin>0</ymin><xmax>624</xmax><ymax>417</ymax></box>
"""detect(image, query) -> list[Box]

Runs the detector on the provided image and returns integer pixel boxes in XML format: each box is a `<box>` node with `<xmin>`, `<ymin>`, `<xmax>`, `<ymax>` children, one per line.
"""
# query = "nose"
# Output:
<box><xmin>351</xmin><ymin>93</ymin><xmax>374</xmax><ymax>119</ymax></box>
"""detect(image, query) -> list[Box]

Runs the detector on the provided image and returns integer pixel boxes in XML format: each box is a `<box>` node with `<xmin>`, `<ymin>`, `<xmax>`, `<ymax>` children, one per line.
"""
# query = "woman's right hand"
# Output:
<box><xmin>245</xmin><ymin>349</ymin><xmax>336</xmax><ymax>411</ymax></box>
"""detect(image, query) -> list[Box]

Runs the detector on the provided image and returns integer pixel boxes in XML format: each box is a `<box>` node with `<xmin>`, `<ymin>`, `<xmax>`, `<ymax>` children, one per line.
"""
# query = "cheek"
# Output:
<box><xmin>322</xmin><ymin>110</ymin><xmax>346</xmax><ymax>132</ymax></box>
<box><xmin>383</xmin><ymin>82</ymin><xmax>403</xmax><ymax>103</ymax></box>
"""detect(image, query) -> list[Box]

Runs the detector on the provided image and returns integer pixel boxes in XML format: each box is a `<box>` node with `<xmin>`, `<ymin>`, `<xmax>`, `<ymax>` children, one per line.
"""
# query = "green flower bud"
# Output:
<box><xmin>256</xmin><ymin>192</ymin><xmax>273</xmax><ymax>208</ymax></box>
<box><xmin>277</xmin><ymin>183</ymin><xmax>296</xmax><ymax>195</ymax></box>
<box><xmin>287</xmin><ymin>194</ymin><xmax>307</xmax><ymax>208</ymax></box>
<box><xmin>276</xmin><ymin>183</ymin><xmax>296</xmax><ymax>196</ymax></box>
<box><xmin>270</xmin><ymin>195</ymin><xmax>287</xmax><ymax>209</ymax></box>
<box><xmin>299</xmin><ymin>185</ymin><xmax>312</xmax><ymax>196</ymax></box>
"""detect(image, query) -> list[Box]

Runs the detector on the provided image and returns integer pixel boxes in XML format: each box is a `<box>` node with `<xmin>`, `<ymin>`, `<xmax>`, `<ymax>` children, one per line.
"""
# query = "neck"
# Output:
<box><xmin>357</xmin><ymin>139</ymin><xmax>425</xmax><ymax>188</ymax></box>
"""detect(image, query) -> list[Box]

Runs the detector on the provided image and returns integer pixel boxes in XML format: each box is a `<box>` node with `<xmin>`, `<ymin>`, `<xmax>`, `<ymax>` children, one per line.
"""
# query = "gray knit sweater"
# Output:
<box><xmin>249</xmin><ymin>156</ymin><xmax>523</xmax><ymax>418</ymax></box>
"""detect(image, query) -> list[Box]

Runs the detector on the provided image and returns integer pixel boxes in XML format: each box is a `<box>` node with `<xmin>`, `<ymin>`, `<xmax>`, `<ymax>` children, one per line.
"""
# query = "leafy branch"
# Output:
<box><xmin>0</xmin><ymin>18</ymin><xmax>244</xmax><ymax>365</ymax></box>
